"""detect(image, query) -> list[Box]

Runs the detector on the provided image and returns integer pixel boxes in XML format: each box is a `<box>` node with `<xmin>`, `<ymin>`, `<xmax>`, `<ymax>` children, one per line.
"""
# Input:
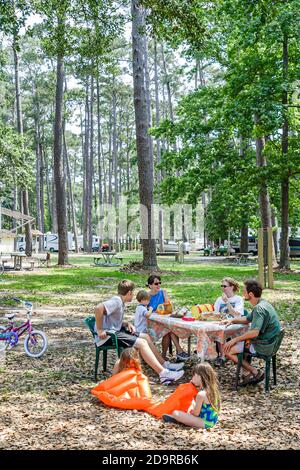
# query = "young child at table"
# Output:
<box><xmin>112</xmin><ymin>347</ymin><xmax>142</xmax><ymax>375</ymax></box>
<box><xmin>134</xmin><ymin>290</ymin><xmax>153</xmax><ymax>334</ymax></box>
<box><xmin>162</xmin><ymin>363</ymin><xmax>220</xmax><ymax>430</ymax></box>
<box><xmin>95</xmin><ymin>280</ymin><xmax>184</xmax><ymax>383</ymax></box>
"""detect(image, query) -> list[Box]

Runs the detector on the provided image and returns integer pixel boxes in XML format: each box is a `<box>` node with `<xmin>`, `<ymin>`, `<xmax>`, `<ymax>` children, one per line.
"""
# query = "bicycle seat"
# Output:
<box><xmin>5</xmin><ymin>313</ymin><xmax>15</xmax><ymax>320</ymax></box>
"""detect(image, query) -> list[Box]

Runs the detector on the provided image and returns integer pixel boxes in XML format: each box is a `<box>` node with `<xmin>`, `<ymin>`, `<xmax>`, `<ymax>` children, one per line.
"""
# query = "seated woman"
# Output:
<box><xmin>147</xmin><ymin>275</ymin><xmax>189</xmax><ymax>362</ymax></box>
<box><xmin>214</xmin><ymin>277</ymin><xmax>244</xmax><ymax>367</ymax></box>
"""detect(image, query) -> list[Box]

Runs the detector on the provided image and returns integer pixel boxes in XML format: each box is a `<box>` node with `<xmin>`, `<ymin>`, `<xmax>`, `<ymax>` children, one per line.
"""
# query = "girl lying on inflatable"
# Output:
<box><xmin>91</xmin><ymin>348</ymin><xmax>220</xmax><ymax>430</ymax></box>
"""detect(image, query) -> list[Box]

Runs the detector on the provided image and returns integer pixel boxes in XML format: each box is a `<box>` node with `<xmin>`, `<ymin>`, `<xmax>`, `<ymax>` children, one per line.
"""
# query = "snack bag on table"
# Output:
<box><xmin>156</xmin><ymin>301</ymin><xmax>173</xmax><ymax>315</ymax></box>
<box><xmin>190</xmin><ymin>304</ymin><xmax>220</xmax><ymax>321</ymax></box>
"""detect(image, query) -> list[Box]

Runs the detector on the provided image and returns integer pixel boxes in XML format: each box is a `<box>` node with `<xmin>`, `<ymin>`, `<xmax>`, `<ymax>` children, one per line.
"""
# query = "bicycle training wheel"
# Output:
<box><xmin>24</xmin><ymin>330</ymin><xmax>48</xmax><ymax>358</ymax></box>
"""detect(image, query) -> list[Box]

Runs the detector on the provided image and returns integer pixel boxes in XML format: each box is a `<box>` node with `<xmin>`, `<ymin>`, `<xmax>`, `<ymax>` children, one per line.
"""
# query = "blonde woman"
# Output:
<box><xmin>163</xmin><ymin>363</ymin><xmax>221</xmax><ymax>430</ymax></box>
<box><xmin>214</xmin><ymin>277</ymin><xmax>244</xmax><ymax>367</ymax></box>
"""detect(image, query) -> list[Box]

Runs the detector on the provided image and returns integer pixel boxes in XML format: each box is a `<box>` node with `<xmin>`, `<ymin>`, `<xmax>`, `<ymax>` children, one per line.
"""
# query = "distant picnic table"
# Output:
<box><xmin>1</xmin><ymin>252</ymin><xmax>35</xmax><ymax>271</ymax></box>
<box><xmin>10</xmin><ymin>252</ymin><xmax>27</xmax><ymax>270</ymax></box>
<box><xmin>93</xmin><ymin>252</ymin><xmax>123</xmax><ymax>267</ymax></box>
<box><xmin>156</xmin><ymin>251</ymin><xmax>181</xmax><ymax>262</ymax></box>
<box><xmin>225</xmin><ymin>253</ymin><xmax>257</xmax><ymax>265</ymax></box>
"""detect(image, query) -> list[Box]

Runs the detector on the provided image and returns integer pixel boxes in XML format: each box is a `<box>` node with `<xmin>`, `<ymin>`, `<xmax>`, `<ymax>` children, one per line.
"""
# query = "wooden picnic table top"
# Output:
<box><xmin>10</xmin><ymin>252</ymin><xmax>27</xmax><ymax>257</ymax></box>
<box><xmin>93</xmin><ymin>252</ymin><xmax>123</xmax><ymax>266</ymax></box>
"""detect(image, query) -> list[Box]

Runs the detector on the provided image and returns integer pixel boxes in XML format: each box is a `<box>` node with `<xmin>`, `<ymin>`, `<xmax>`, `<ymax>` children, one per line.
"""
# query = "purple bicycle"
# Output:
<box><xmin>0</xmin><ymin>298</ymin><xmax>48</xmax><ymax>358</ymax></box>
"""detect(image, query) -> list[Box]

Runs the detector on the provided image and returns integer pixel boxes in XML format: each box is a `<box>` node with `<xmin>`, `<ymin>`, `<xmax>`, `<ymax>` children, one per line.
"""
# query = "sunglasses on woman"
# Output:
<box><xmin>154</xmin><ymin>281</ymin><xmax>161</xmax><ymax>285</ymax></box>
<box><xmin>220</xmin><ymin>284</ymin><xmax>230</xmax><ymax>288</ymax></box>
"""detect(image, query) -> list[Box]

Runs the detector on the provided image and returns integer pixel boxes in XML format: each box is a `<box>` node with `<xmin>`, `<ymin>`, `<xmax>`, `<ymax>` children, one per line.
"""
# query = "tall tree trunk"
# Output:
<box><xmin>88</xmin><ymin>75</ymin><xmax>94</xmax><ymax>252</ymax></box>
<box><xmin>154</xmin><ymin>40</ymin><xmax>163</xmax><ymax>252</ymax></box>
<box><xmin>34</xmin><ymin>113</ymin><xmax>43</xmax><ymax>252</ymax></box>
<box><xmin>131</xmin><ymin>0</ymin><xmax>157</xmax><ymax>268</ymax></box>
<box><xmin>107</xmin><ymin>109</ymin><xmax>113</xmax><ymax>249</ymax></box>
<box><xmin>51</xmin><ymin>154</ymin><xmax>58</xmax><ymax>233</ymax></box>
<box><xmin>279</xmin><ymin>33</ymin><xmax>290</xmax><ymax>269</ymax></box>
<box><xmin>271</xmin><ymin>208</ymin><xmax>278</xmax><ymax>258</ymax></box>
<box><xmin>112</xmin><ymin>82</ymin><xmax>119</xmax><ymax>248</ymax></box>
<box><xmin>254</xmin><ymin>114</ymin><xmax>277</xmax><ymax>267</ymax></box>
<box><xmin>96</xmin><ymin>75</ymin><xmax>104</xmax><ymax>247</ymax></box>
<box><xmin>63</xmin><ymin>128</ymin><xmax>79</xmax><ymax>253</ymax></box>
<box><xmin>13</xmin><ymin>36</ymin><xmax>32</xmax><ymax>256</ymax></box>
<box><xmin>13</xmin><ymin>185</ymin><xmax>18</xmax><ymax>250</ymax></box>
<box><xmin>240</xmin><ymin>225</ymin><xmax>248</xmax><ymax>253</ymax></box>
<box><xmin>254</xmin><ymin>117</ymin><xmax>272</xmax><ymax>227</ymax></box>
<box><xmin>53</xmin><ymin>53</ymin><xmax>68</xmax><ymax>264</ymax></box>
<box><xmin>83</xmin><ymin>80</ymin><xmax>90</xmax><ymax>251</ymax></box>
<box><xmin>43</xmin><ymin>147</ymin><xmax>52</xmax><ymax>230</ymax></box>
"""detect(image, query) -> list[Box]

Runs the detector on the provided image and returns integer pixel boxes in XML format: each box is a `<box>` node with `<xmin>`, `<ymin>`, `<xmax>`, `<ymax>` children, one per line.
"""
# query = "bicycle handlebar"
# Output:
<box><xmin>12</xmin><ymin>297</ymin><xmax>33</xmax><ymax>311</ymax></box>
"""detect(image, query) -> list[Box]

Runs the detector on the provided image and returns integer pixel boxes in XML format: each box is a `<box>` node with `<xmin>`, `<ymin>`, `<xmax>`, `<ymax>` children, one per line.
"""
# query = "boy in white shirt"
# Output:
<box><xmin>94</xmin><ymin>280</ymin><xmax>184</xmax><ymax>383</ymax></box>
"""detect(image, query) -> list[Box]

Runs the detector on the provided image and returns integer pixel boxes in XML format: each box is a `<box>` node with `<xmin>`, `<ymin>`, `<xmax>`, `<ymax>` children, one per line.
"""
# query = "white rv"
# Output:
<box><xmin>77</xmin><ymin>235</ymin><xmax>100</xmax><ymax>252</ymax></box>
<box><xmin>18</xmin><ymin>235</ymin><xmax>39</xmax><ymax>252</ymax></box>
<box><xmin>44</xmin><ymin>233</ymin><xmax>75</xmax><ymax>252</ymax></box>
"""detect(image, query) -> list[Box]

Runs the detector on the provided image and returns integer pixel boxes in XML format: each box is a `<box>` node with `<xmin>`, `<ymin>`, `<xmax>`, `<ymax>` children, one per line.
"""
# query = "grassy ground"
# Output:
<box><xmin>0</xmin><ymin>253</ymin><xmax>299</xmax><ymax>450</ymax></box>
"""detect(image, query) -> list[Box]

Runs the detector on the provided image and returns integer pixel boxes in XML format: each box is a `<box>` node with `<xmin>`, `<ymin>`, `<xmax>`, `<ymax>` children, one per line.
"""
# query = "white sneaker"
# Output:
<box><xmin>164</xmin><ymin>361</ymin><xmax>184</xmax><ymax>371</ymax></box>
<box><xmin>159</xmin><ymin>368</ymin><xmax>184</xmax><ymax>384</ymax></box>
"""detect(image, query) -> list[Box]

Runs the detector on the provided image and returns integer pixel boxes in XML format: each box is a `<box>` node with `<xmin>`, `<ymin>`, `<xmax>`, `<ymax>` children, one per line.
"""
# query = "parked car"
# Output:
<box><xmin>156</xmin><ymin>240</ymin><xmax>191</xmax><ymax>254</ymax></box>
<box><xmin>286</xmin><ymin>237</ymin><xmax>300</xmax><ymax>257</ymax></box>
<box><xmin>231</xmin><ymin>236</ymin><xmax>258</xmax><ymax>255</ymax></box>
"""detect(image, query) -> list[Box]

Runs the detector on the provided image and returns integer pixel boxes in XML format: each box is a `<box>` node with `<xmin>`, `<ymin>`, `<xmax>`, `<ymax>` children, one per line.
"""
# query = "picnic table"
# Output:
<box><xmin>93</xmin><ymin>252</ymin><xmax>123</xmax><ymax>267</ymax></box>
<box><xmin>147</xmin><ymin>312</ymin><xmax>248</xmax><ymax>361</ymax></box>
<box><xmin>10</xmin><ymin>252</ymin><xmax>27</xmax><ymax>270</ymax></box>
<box><xmin>156</xmin><ymin>252</ymin><xmax>181</xmax><ymax>262</ymax></box>
<box><xmin>225</xmin><ymin>252</ymin><xmax>256</xmax><ymax>265</ymax></box>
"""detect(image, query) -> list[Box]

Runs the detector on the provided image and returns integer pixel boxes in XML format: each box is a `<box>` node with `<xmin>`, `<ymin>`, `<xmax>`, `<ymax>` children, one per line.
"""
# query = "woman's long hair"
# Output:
<box><xmin>118</xmin><ymin>347</ymin><xmax>142</xmax><ymax>372</ymax></box>
<box><xmin>222</xmin><ymin>277</ymin><xmax>240</xmax><ymax>292</ymax></box>
<box><xmin>193</xmin><ymin>362</ymin><xmax>221</xmax><ymax>412</ymax></box>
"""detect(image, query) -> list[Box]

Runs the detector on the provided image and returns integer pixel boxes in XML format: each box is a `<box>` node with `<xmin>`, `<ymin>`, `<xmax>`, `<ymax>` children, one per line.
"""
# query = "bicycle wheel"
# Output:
<box><xmin>0</xmin><ymin>326</ymin><xmax>19</xmax><ymax>349</ymax></box>
<box><xmin>24</xmin><ymin>330</ymin><xmax>48</xmax><ymax>358</ymax></box>
<box><xmin>0</xmin><ymin>326</ymin><xmax>7</xmax><ymax>345</ymax></box>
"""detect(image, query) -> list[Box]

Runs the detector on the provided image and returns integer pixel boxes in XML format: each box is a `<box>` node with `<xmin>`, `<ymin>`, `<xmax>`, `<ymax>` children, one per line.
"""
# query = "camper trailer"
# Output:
<box><xmin>18</xmin><ymin>235</ymin><xmax>38</xmax><ymax>252</ymax></box>
<box><xmin>77</xmin><ymin>235</ymin><xmax>100</xmax><ymax>252</ymax></box>
<box><xmin>44</xmin><ymin>233</ymin><xmax>75</xmax><ymax>252</ymax></box>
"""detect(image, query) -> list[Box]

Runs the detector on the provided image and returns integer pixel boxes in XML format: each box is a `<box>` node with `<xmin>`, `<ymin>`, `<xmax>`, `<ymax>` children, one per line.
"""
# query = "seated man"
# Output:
<box><xmin>94</xmin><ymin>279</ymin><xmax>184</xmax><ymax>384</ymax></box>
<box><xmin>223</xmin><ymin>279</ymin><xmax>281</xmax><ymax>385</ymax></box>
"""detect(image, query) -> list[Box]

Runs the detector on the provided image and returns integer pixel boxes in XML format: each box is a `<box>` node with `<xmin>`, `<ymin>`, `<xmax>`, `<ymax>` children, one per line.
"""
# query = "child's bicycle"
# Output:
<box><xmin>0</xmin><ymin>298</ymin><xmax>48</xmax><ymax>358</ymax></box>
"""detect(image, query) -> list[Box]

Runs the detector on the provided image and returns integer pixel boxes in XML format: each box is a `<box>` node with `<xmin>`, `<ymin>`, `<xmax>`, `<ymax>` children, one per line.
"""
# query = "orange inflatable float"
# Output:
<box><xmin>91</xmin><ymin>368</ymin><xmax>154</xmax><ymax>410</ymax></box>
<box><xmin>147</xmin><ymin>382</ymin><xmax>198</xmax><ymax>418</ymax></box>
<box><xmin>91</xmin><ymin>369</ymin><xmax>198</xmax><ymax>416</ymax></box>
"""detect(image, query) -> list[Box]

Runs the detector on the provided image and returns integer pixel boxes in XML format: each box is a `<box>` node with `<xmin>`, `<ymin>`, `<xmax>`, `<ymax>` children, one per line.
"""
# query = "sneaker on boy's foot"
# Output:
<box><xmin>164</xmin><ymin>361</ymin><xmax>184</xmax><ymax>371</ymax></box>
<box><xmin>176</xmin><ymin>351</ymin><xmax>190</xmax><ymax>361</ymax></box>
<box><xmin>160</xmin><ymin>368</ymin><xmax>184</xmax><ymax>384</ymax></box>
<box><xmin>162</xmin><ymin>414</ymin><xmax>178</xmax><ymax>424</ymax></box>
<box><xmin>214</xmin><ymin>356</ymin><xmax>225</xmax><ymax>367</ymax></box>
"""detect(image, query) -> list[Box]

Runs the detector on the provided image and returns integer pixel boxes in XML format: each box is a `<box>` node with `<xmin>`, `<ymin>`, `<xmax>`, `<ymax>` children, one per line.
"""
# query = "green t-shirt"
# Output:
<box><xmin>246</xmin><ymin>299</ymin><xmax>281</xmax><ymax>356</ymax></box>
